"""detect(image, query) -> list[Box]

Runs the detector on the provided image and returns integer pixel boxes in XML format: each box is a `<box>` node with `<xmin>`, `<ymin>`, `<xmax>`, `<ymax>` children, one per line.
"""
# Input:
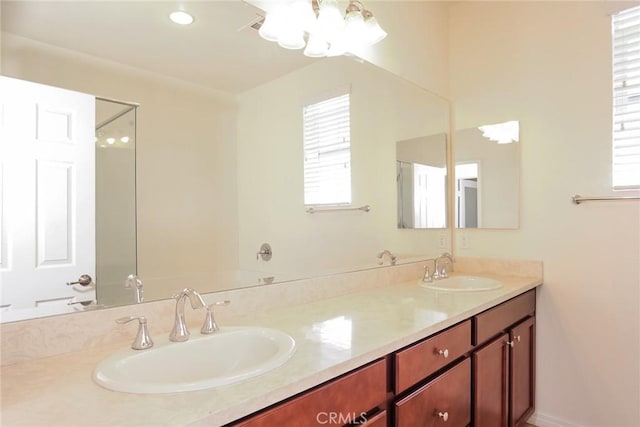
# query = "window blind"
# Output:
<box><xmin>303</xmin><ymin>93</ymin><xmax>352</xmax><ymax>206</ymax></box>
<box><xmin>613</xmin><ymin>6</ymin><xmax>640</xmax><ymax>189</ymax></box>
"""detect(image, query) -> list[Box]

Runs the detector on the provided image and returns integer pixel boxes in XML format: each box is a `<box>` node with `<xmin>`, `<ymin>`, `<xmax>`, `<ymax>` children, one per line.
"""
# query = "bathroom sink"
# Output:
<box><xmin>93</xmin><ymin>327</ymin><xmax>295</xmax><ymax>394</ymax></box>
<box><xmin>421</xmin><ymin>275</ymin><xmax>503</xmax><ymax>292</ymax></box>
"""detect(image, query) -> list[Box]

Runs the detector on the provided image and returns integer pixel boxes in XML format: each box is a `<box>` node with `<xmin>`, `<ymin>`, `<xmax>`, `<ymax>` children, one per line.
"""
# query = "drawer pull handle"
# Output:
<box><xmin>436</xmin><ymin>411</ymin><xmax>449</xmax><ymax>421</ymax></box>
<box><xmin>437</xmin><ymin>348</ymin><xmax>449</xmax><ymax>358</ymax></box>
<box><xmin>515</xmin><ymin>335</ymin><xmax>521</xmax><ymax>342</ymax></box>
<box><xmin>506</xmin><ymin>340</ymin><xmax>514</xmax><ymax>347</ymax></box>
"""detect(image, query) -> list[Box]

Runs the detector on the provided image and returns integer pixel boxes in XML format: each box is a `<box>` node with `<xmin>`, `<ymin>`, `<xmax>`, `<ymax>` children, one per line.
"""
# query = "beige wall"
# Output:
<box><xmin>236</xmin><ymin>57</ymin><xmax>450</xmax><ymax>275</ymax></box>
<box><xmin>455</xmin><ymin>127</ymin><xmax>519</xmax><ymax>228</ymax></box>
<box><xmin>448</xmin><ymin>2</ymin><xmax>640</xmax><ymax>426</ymax></box>
<box><xmin>1</xmin><ymin>34</ymin><xmax>239</xmax><ymax>301</ymax></box>
<box><xmin>352</xmin><ymin>1</ymin><xmax>450</xmax><ymax>99</ymax></box>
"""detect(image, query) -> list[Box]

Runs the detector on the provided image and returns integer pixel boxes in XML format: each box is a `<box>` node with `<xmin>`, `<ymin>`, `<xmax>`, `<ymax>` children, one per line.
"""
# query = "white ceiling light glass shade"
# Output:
<box><xmin>259</xmin><ymin>8</ymin><xmax>285</xmax><ymax>41</ymax></box>
<box><xmin>363</xmin><ymin>11</ymin><xmax>387</xmax><ymax>45</ymax></box>
<box><xmin>291</xmin><ymin>0</ymin><xmax>317</xmax><ymax>32</ymax></box>
<box><xmin>169</xmin><ymin>10</ymin><xmax>194</xmax><ymax>25</ymax></box>
<box><xmin>304</xmin><ymin>33</ymin><xmax>329</xmax><ymax>57</ymax></box>
<box><xmin>343</xmin><ymin>9</ymin><xmax>366</xmax><ymax>48</ymax></box>
<box><xmin>278</xmin><ymin>26</ymin><xmax>306</xmax><ymax>49</ymax></box>
<box><xmin>317</xmin><ymin>0</ymin><xmax>344</xmax><ymax>42</ymax></box>
<box><xmin>257</xmin><ymin>0</ymin><xmax>386</xmax><ymax>57</ymax></box>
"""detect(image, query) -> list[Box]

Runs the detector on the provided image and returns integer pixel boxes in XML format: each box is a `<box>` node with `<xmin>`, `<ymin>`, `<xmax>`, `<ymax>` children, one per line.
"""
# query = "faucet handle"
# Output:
<box><xmin>201</xmin><ymin>300</ymin><xmax>230</xmax><ymax>334</ymax></box>
<box><xmin>116</xmin><ymin>316</ymin><xmax>154</xmax><ymax>350</ymax></box>
<box><xmin>422</xmin><ymin>265</ymin><xmax>432</xmax><ymax>283</ymax></box>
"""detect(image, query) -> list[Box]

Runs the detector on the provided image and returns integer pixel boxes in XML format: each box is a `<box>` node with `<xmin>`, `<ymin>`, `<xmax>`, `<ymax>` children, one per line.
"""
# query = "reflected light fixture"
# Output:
<box><xmin>169</xmin><ymin>10</ymin><xmax>194</xmax><ymax>25</ymax></box>
<box><xmin>478</xmin><ymin>120</ymin><xmax>520</xmax><ymax>144</ymax></box>
<box><xmin>258</xmin><ymin>0</ymin><xmax>387</xmax><ymax>58</ymax></box>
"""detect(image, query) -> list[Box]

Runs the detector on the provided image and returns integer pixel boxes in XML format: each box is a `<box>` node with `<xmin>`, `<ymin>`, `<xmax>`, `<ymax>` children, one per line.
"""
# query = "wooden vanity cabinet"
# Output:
<box><xmin>228</xmin><ymin>289</ymin><xmax>537</xmax><ymax>427</ymax></box>
<box><xmin>394</xmin><ymin>320</ymin><xmax>472</xmax><ymax>394</ymax></box>
<box><xmin>472</xmin><ymin>290</ymin><xmax>536</xmax><ymax>427</ymax></box>
<box><xmin>395</xmin><ymin>358</ymin><xmax>471</xmax><ymax>427</ymax></box>
<box><xmin>232</xmin><ymin>359</ymin><xmax>387</xmax><ymax>427</ymax></box>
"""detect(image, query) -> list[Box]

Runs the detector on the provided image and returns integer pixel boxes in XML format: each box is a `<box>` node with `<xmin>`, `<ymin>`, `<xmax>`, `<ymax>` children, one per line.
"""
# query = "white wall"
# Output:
<box><xmin>236</xmin><ymin>57</ymin><xmax>449</xmax><ymax>275</ymax></box>
<box><xmin>448</xmin><ymin>2</ymin><xmax>640</xmax><ymax>426</ymax></box>
<box><xmin>1</xmin><ymin>34</ymin><xmax>239</xmax><ymax>301</ymax></box>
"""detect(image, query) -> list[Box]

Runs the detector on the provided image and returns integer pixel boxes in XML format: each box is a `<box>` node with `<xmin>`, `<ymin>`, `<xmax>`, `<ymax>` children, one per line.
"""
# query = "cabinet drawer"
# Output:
<box><xmin>395</xmin><ymin>320</ymin><xmax>471</xmax><ymax>394</ymax></box>
<box><xmin>395</xmin><ymin>358</ymin><xmax>471</xmax><ymax>427</ymax></box>
<box><xmin>360</xmin><ymin>410</ymin><xmax>387</xmax><ymax>427</ymax></box>
<box><xmin>234</xmin><ymin>359</ymin><xmax>387</xmax><ymax>427</ymax></box>
<box><xmin>474</xmin><ymin>290</ymin><xmax>535</xmax><ymax>345</ymax></box>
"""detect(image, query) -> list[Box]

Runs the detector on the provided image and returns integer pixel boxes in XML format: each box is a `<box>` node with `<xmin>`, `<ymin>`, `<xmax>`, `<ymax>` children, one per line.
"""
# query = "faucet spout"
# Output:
<box><xmin>434</xmin><ymin>252</ymin><xmax>456</xmax><ymax>279</ymax></box>
<box><xmin>377</xmin><ymin>249</ymin><xmax>397</xmax><ymax>265</ymax></box>
<box><xmin>170</xmin><ymin>288</ymin><xmax>206</xmax><ymax>342</ymax></box>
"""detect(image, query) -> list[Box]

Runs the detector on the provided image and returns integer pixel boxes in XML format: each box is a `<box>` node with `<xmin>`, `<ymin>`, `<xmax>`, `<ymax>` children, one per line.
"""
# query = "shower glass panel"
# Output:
<box><xmin>95</xmin><ymin>98</ymin><xmax>137</xmax><ymax>306</ymax></box>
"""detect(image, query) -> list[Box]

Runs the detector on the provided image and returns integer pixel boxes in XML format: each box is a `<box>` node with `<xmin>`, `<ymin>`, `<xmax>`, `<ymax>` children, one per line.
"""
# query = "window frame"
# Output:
<box><xmin>302</xmin><ymin>88</ymin><xmax>353</xmax><ymax>207</ymax></box>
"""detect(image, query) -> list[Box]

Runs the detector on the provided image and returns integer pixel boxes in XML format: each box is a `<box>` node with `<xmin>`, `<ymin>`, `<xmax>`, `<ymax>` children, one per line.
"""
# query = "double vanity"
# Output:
<box><xmin>0</xmin><ymin>258</ymin><xmax>541</xmax><ymax>427</ymax></box>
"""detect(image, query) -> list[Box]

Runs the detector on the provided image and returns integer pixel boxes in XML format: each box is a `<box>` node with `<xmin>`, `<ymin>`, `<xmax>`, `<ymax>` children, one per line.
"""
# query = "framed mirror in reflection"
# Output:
<box><xmin>454</xmin><ymin>120</ymin><xmax>520</xmax><ymax>229</ymax></box>
<box><xmin>0</xmin><ymin>1</ymin><xmax>451</xmax><ymax>323</ymax></box>
<box><xmin>396</xmin><ymin>133</ymin><xmax>448</xmax><ymax>229</ymax></box>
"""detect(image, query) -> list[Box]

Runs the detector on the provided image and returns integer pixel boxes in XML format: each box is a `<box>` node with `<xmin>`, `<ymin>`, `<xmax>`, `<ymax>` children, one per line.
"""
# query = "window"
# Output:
<box><xmin>612</xmin><ymin>6</ymin><xmax>640</xmax><ymax>189</ymax></box>
<box><xmin>303</xmin><ymin>91</ymin><xmax>352</xmax><ymax>206</ymax></box>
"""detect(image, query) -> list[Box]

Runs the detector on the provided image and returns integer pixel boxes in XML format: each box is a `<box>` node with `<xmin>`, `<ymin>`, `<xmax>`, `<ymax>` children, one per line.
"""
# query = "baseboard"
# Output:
<box><xmin>528</xmin><ymin>411</ymin><xmax>583</xmax><ymax>427</ymax></box>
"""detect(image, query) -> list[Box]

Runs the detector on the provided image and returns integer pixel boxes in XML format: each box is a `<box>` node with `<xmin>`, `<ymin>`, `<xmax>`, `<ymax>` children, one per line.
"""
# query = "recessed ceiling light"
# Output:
<box><xmin>169</xmin><ymin>11</ymin><xmax>194</xmax><ymax>25</ymax></box>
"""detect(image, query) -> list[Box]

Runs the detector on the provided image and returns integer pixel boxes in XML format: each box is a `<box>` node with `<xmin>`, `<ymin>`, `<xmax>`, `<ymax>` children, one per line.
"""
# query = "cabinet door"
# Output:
<box><xmin>395</xmin><ymin>358</ymin><xmax>470</xmax><ymax>427</ymax></box>
<box><xmin>473</xmin><ymin>333</ymin><xmax>508</xmax><ymax>427</ymax></box>
<box><xmin>509</xmin><ymin>317</ymin><xmax>535</xmax><ymax>427</ymax></box>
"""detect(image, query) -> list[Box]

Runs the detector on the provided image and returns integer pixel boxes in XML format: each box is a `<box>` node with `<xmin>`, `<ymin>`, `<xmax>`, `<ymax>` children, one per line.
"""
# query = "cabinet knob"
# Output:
<box><xmin>437</xmin><ymin>348</ymin><xmax>449</xmax><ymax>358</ymax></box>
<box><xmin>436</xmin><ymin>411</ymin><xmax>449</xmax><ymax>421</ymax></box>
<box><xmin>506</xmin><ymin>335</ymin><xmax>521</xmax><ymax>347</ymax></box>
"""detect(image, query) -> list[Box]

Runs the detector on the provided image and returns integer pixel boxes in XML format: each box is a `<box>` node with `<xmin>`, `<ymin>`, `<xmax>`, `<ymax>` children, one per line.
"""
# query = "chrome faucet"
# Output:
<box><xmin>170</xmin><ymin>288</ymin><xmax>206</xmax><ymax>342</ymax></box>
<box><xmin>434</xmin><ymin>252</ymin><xmax>455</xmax><ymax>279</ymax></box>
<box><xmin>116</xmin><ymin>316</ymin><xmax>154</xmax><ymax>350</ymax></box>
<box><xmin>377</xmin><ymin>249</ymin><xmax>397</xmax><ymax>265</ymax></box>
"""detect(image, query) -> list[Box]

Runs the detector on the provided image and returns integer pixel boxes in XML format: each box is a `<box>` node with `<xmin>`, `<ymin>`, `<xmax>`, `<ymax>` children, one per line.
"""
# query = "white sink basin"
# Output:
<box><xmin>421</xmin><ymin>275</ymin><xmax>503</xmax><ymax>292</ymax></box>
<box><xmin>93</xmin><ymin>327</ymin><xmax>295</xmax><ymax>394</ymax></box>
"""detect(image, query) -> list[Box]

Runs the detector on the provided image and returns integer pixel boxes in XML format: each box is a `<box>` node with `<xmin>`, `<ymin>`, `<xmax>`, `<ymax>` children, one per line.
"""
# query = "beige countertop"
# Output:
<box><xmin>0</xmin><ymin>272</ymin><xmax>541</xmax><ymax>427</ymax></box>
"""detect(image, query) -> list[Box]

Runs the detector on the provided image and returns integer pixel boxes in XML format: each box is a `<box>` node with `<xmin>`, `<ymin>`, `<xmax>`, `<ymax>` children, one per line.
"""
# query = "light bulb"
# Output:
<box><xmin>106</xmin><ymin>137</ymin><xmax>115</xmax><ymax>145</ymax></box>
<box><xmin>120</xmin><ymin>136</ymin><xmax>130</xmax><ymax>143</ymax></box>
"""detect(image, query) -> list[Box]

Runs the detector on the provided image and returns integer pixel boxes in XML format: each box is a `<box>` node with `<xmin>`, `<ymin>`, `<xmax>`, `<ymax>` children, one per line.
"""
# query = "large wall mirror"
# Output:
<box><xmin>0</xmin><ymin>1</ymin><xmax>451</xmax><ymax>322</ymax></box>
<box><xmin>454</xmin><ymin>121</ymin><xmax>520</xmax><ymax>229</ymax></box>
<box><xmin>396</xmin><ymin>133</ymin><xmax>448</xmax><ymax>229</ymax></box>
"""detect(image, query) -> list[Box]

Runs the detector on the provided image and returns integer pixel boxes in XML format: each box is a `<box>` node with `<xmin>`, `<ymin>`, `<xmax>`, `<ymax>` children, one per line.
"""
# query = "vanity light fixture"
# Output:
<box><xmin>258</xmin><ymin>0</ymin><xmax>387</xmax><ymax>58</ymax></box>
<box><xmin>169</xmin><ymin>10</ymin><xmax>194</xmax><ymax>25</ymax></box>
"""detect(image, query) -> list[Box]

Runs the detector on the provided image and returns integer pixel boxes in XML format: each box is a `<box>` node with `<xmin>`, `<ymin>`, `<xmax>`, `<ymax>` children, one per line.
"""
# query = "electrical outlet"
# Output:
<box><xmin>460</xmin><ymin>233</ymin><xmax>470</xmax><ymax>249</ymax></box>
<box><xmin>438</xmin><ymin>233</ymin><xmax>447</xmax><ymax>248</ymax></box>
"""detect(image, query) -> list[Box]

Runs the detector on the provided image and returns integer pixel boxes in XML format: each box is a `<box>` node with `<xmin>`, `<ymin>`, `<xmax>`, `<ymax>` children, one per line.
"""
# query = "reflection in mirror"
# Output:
<box><xmin>454</xmin><ymin>120</ymin><xmax>520</xmax><ymax>229</ymax></box>
<box><xmin>396</xmin><ymin>134</ymin><xmax>447</xmax><ymax>229</ymax></box>
<box><xmin>95</xmin><ymin>99</ymin><xmax>137</xmax><ymax>307</ymax></box>
<box><xmin>0</xmin><ymin>1</ymin><xmax>451</xmax><ymax>323</ymax></box>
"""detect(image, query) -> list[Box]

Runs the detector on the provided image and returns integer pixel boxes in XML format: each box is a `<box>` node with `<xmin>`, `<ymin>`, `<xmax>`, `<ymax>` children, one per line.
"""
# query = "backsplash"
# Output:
<box><xmin>0</xmin><ymin>257</ymin><xmax>542</xmax><ymax>366</ymax></box>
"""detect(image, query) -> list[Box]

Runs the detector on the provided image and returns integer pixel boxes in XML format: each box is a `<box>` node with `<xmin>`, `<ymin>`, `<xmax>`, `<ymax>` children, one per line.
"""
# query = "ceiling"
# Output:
<box><xmin>0</xmin><ymin>1</ymin><xmax>318</xmax><ymax>94</ymax></box>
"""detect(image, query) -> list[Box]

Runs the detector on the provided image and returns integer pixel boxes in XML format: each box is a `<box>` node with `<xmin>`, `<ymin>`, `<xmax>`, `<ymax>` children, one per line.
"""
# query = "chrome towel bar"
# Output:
<box><xmin>572</xmin><ymin>194</ymin><xmax>640</xmax><ymax>204</ymax></box>
<box><xmin>306</xmin><ymin>204</ymin><xmax>371</xmax><ymax>213</ymax></box>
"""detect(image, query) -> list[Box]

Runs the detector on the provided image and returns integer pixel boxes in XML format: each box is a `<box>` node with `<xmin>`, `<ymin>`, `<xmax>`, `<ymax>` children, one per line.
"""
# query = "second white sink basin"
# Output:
<box><xmin>421</xmin><ymin>275</ymin><xmax>503</xmax><ymax>292</ymax></box>
<box><xmin>93</xmin><ymin>326</ymin><xmax>295</xmax><ymax>394</ymax></box>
